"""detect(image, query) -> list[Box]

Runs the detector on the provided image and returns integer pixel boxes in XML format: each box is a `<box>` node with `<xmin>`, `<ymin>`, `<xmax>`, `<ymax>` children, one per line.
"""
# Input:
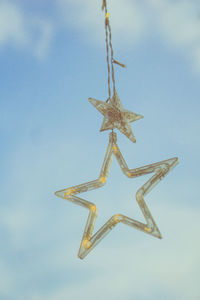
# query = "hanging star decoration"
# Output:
<box><xmin>89</xmin><ymin>91</ymin><xmax>143</xmax><ymax>143</ymax></box>
<box><xmin>55</xmin><ymin>131</ymin><xmax>178</xmax><ymax>259</ymax></box>
<box><xmin>55</xmin><ymin>0</ymin><xmax>179</xmax><ymax>259</ymax></box>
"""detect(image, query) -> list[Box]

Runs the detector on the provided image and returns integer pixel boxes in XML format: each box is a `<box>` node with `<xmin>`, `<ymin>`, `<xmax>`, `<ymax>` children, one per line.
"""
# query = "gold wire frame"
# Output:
<box><xmin>55</xmin><ymin>132</ymin><xmax>178</xmax><ymax>259</ymax></box>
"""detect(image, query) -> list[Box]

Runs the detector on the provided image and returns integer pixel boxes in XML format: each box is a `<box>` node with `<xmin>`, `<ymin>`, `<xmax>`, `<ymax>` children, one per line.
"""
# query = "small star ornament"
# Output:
<box><xmin>89</xmin><ymin>91</ymin><xmax>143</xmax><ymax>142</ymax></box>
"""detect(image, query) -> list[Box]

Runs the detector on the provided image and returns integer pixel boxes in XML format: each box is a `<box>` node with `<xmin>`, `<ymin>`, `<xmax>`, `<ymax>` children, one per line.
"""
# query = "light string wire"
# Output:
<box><xmin>102</xmin><ymin>1</ymin><xmax>126</xmax><ymax>103</ymax></box>
<box><xmin>102</xmin><ymin>0</ymin><xmax>116</xmax><ymax>102</ymax></box>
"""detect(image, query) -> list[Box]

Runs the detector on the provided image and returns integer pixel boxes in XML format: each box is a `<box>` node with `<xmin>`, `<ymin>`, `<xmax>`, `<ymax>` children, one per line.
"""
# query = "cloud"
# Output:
<box><xmin>57</xmin><ymin>0</ymin><xmax>200</xmax><ymax>71</ymax></box>
<box><xmin>1</xmin><ymin>0</ymin><xmax>200</xmax><ymax>69</ymax></box>
<box><xmin>0</xmin><ymin>1</ymin><xmax>27</xmax><ymax>46</ymax></box>
<box><xmin>149</xmin><ymin>0</ymin><xmax>200</xmax><ymax>71</ymax></box>
<box><xmin>56</xmin><ymin>0</ymin><xmax>146</xmax><ymax>47</ymax></box>
<box><xmin>0</xmin><ymin>1</ymin><xmax>53</xmax><ymax>59</ymax></box>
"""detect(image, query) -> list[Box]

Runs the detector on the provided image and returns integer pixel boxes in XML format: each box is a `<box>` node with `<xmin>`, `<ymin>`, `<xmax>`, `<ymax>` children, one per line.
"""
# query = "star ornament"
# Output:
<box><xmin>55</xmin><ymin>132</ymin><xmax>178</xmax><ymax>259</ymax></box>
<box><xmin>88</xmin><ymin>91</ymin><xmax>143</xmax><ymax>143</ymax></box>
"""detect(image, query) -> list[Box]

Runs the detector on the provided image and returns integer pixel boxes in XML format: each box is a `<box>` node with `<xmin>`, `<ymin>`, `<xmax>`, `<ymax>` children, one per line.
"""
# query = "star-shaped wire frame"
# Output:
<box><xmin>88</xmin><ymin>91</ymin><xmax>143</xmax><ymax>143</ymax></box>
<box><xmin>55</xmin><ymin>132</ymin><xmax>178</xmax><ymax>259</ymax></box>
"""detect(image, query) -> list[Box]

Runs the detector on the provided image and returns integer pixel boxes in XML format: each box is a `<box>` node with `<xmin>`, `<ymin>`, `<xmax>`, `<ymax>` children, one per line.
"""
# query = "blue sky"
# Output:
<box><xmin>0</xmin><ymin>0</ymin><xmax>200</xmax><ymax>299</ymax></box>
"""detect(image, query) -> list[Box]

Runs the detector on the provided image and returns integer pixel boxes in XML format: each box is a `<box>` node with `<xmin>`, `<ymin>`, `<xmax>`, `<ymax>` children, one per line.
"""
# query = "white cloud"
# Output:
<box><xmin>0</xmin><ymin>1</ymin><xmax>53</xmax><ymax>59</ymax></box>
<box><xmin>56</xmin><ymin>0</ymin><xmax>146</xmax><ymax>47</ymax></box>
<box><xmin>149</xmin><ymin>0</ymin><xmax>200</xmax><ymax>71</ymax></box>
<box><xmin>1</xmin><ymin>0</ymin><xmax>200</xmax><ymax>68</ymax></box>
<box><xmin>0</xmin><ymin>1</ymin><xmax>27</xmax><ymax>46</ymax></box>
<box><xmin>28</xmin><ymin>17</ymin><xmax>54</xmax><ymax>59</ymax></box>
<box><xmin>57</xmin><ymin>0</ymin><xmax>200</xmax><ymax>71</ymax></box>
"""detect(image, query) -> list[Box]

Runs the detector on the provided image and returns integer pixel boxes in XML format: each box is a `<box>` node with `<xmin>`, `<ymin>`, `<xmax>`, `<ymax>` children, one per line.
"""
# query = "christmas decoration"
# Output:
<box><xmin>55</xmin><ymin>0</ymin><xmax>179</xmax><ymax>259</ymax></box>
<box><xmin>88</xmin><ymin>91</ymin><xmax>143</xmax><ymax>143</ymax></box>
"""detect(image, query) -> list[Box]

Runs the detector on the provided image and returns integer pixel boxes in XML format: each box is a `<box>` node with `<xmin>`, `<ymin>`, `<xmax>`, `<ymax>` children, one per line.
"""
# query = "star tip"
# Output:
<box><xmin>157</xmin><ymin>232</ymin><xmax>162</xmax><ymax>239</ymax></box>
<box><xmin>100</xmin><ymin>128</ymin><xmax>106</xmax><ymax>132</ymax></box>
<box><xmin>130</xmin><ymin>138</ymin><xmax>136</xmax><ymax>143</ymax></box>
<box><xmin>137</xmin><ymin>114</ymin><xmax>144</xmax><ymax>120</ymax></box>
<box><xmin>54</xmin><ymin>190</ymin><xmax>66</xmax><ymax>199</ymax></box>
<box><xmin>54</xmin><ymin>191</ymin><xmax>63</xmax><ymax>199</ymax></box>
<box><xmin>150</xmin><ymin>227</ymin><xmax>162</xmax><ymax>239</ymax></box>
<box><xmin>78</xmin><ymin>254</ymin><xmax>84</xmax><ymax>260</ymax></box>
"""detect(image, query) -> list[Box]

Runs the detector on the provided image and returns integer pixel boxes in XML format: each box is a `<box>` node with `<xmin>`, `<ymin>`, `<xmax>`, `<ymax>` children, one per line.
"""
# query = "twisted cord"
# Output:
<box><xmin>104</xmin><ymin>9</ymin><xmax>111</xmax><ymax>100</ymax></box>
<box><xmin>108</xmin><ymin>21</ymin><xmax>116</xmax><ymax>96</ymax></box>
<box><xmin>102</xmin><ymin>0</ymin><xmax>116</xmax><ymax>102</ymax></box>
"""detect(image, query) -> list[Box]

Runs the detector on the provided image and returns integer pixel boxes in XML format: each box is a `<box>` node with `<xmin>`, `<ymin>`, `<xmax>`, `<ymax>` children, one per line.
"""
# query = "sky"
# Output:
<box><xmin>0</xmin><ymin>0</ymin><xmax>200</xmax><ymax>299</ymax></box>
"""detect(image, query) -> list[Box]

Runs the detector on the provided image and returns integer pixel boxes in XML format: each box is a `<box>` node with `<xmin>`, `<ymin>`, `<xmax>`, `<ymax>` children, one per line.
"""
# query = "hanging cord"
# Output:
<box><xmin>104</xmin><ymin>9</ymin><xmax>111</xmax><ymax>101</ymax></box>
<box><xmin>108</xmin><ymin>18</ymin><xmax>116</xmax><ymax>98</ymax></box>
<box><xmin>102</xmin><ymin>0</ymin><xmax>115</xmax><ymax>103</ymax></box>
<box><xmin>102</xmin><ymin>0</ymin><xmax>126</xmax><ymax>103</ymax></box>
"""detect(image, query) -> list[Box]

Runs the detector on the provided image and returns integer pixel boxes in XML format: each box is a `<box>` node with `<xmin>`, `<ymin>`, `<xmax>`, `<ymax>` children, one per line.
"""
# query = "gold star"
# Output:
<box><xmin>55</xmin><ymin>132</ymin><xmax>178</xmax><ymax>259</ymax></box>
<box><xmin>88</xmin><ymin>91</ymin><xmax>143</xmax><ymax>142</ymax></box>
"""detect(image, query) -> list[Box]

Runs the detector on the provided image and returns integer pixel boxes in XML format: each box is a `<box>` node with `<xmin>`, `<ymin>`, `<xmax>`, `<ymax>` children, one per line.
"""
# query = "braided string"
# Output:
<box><xmin>102</xmin><ymin>0</ymin><xmax>116</xmax><ymax>102</ymax></box>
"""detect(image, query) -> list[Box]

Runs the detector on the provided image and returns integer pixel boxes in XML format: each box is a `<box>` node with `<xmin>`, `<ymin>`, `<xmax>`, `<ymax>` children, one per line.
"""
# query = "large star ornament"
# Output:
<box><xmin>55</xmin><ymin>132</ymin><xmax>178</xmax><ymax>259</ymax></box>
<box><xmin>88</xmin><ymin>91</ymin><xmax>143</xmax><ymax>142</ymax></box>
